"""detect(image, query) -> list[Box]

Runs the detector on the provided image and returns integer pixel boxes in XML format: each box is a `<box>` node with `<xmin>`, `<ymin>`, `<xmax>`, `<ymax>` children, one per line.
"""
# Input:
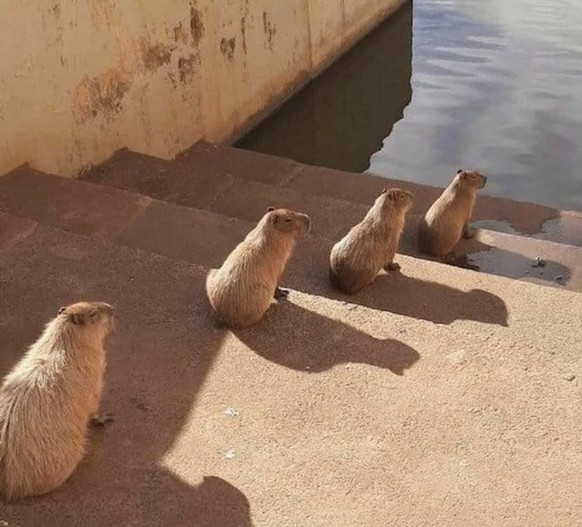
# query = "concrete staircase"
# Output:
<box><xmin>82</xmin><ymin>143</ymin><xmax>582</xmax><ymax>291</ymax></box>
<box><xmin>0</xmin><ymin>144</ymin><xmax>581</xmax><ymax>526</ymax></box>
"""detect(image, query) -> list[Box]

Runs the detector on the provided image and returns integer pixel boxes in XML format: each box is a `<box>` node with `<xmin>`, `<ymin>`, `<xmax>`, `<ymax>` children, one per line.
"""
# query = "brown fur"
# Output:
<box><xmin>0</xmin><ymin>302</ymin><xmax>114</xmax><ymax>501</ymax></box>
<box><xmin>206</xmin><ymin>208</ymin><xmax>311</xmax><ymax>328</ymax></box>
<box><xmin>329</xmin><ymin>188</ymin><xmax>413</xmax><ymax>295</ymax></box>
<box><xmin>417</xmin><ymin>169</ymin><xmax>487</xmax><ymax>257</ymax></box>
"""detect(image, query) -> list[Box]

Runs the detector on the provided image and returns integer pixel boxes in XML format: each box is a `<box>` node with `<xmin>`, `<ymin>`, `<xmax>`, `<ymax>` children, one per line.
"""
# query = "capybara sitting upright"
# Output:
<box><xmin>206</xmin><ymin>207</ymin><xmax>311</xmax><ymax>328</ymax></box>
<box><xmin>0</xmin><ymin>302</ymin><xmax>114</xmax><ymax>501</ymax></box>
<box><xmin>329</xmin><ymin>188</ymin><xmax>413</xmax><ymax>295</ymax></box>
<box><xmin>417</xmin><ymin>169</ymin><xmax>487</xmax><ymax>258</ymax></box>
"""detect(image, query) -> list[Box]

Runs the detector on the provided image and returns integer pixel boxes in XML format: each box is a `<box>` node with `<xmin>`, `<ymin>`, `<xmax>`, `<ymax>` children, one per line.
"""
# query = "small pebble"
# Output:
<box><xmin>531</xmin><ymin>258</ymin><xmax>546</xmax><ymax>268</ymax></box>
<box><xmin>224</xmin><ymin>407</ymin><xmax>239</xmax><ymax>417</ymax></box>
<box><xmin>223</xmin><ymin>448</ymin><xmax>236</xmax><ymax>460</ymax></box>
<box><xmin>564</xmin><ymin>374</ymin><xmax>576</xmax><ymax>381</ymax></box>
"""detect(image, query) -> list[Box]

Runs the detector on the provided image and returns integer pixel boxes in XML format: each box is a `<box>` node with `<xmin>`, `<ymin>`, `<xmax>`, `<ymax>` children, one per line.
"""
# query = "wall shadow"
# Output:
<box><xmin>0</xmin><ymin>228</ymin><xmax>252</xmax><ymax>526</ymax></box>
<box><xmin>237</xmin><ymin>2</ymin><xmax>413</xmax><ymax>173</ymax></box>
<box><xmin>234</xmin><ymin>300</ymin><xmax>420</xmax><ymax>375</ymax></box>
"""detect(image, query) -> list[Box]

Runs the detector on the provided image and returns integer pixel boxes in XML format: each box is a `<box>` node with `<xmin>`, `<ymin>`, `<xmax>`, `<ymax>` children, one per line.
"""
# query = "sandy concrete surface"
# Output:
<box><xmin>0</xmin><ymin>213</ymin><xmax>580</xmax><ymax>526</ymax></box>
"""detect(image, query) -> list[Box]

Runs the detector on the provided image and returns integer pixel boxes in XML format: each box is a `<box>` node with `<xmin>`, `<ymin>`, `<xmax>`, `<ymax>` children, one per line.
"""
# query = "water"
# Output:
<box><xmin>238</xmin><ymin>0</ymin><xmax>582</xmax><ymax>211</ymax></box>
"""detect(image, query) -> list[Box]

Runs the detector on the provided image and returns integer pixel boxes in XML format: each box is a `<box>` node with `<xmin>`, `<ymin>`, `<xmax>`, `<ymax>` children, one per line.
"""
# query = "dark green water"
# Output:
<box><xmin>238</xmin><ymin>1</ymin><xmax>582</xmax><ymax>211</ymax></box>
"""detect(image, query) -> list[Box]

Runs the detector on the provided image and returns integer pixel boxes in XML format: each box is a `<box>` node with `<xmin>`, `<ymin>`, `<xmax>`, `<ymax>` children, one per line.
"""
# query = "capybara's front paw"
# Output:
<box><xmin>463</xmin><ymin>225</ymin><xmax>476</xmax><ymax>238</ymax></box>
<box><xmin>274</xmin><ymin>287</ymin><xmax>290</xmax><ymax>300</ymax></box>
<box><xmin>90</xmin><ymin>412</ymin><xmax>114</xmax><ymax>427</ymax></box>
<box><xmin>385</xmin><ymin>262</ymin><xmax>401</xmax><ymax>272</ymax></box>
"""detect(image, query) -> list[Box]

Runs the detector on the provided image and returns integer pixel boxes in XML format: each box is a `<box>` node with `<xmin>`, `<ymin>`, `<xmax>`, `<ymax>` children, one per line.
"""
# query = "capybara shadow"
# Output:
<box><xmin>2</xmin><ymin>467</ymin><xmax>252</xmax><ymax>527</ymax></box>
<box><xmin>332</xmin><ymin>272</ymin><xmax>509</xmax><ymax>326</ymax></box>
<box><xmin>234</xmin><ymin>301</ymin><xmax>420</xmax><ymax>375</ymax></box>
<box><xmin>286</xmin><ymin>240</ymin><xmax>509</xmax><ymax>327</ymax></box>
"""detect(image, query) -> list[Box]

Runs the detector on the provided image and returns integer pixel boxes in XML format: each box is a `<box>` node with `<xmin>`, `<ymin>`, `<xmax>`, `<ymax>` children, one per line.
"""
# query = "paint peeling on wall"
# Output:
<box><xmin>0</xmin><ymin>0</ymin><xmax>406</xmax><ymax>177</ymax></box>
<box><xmin>73</xmin><ymin>70</ymin><xmax>132</xmax><ymax>123</ymax></box>
<box><xmin>262</xmin><ymin>11</ymin><xmax>277</xmax><ymax>51</ymax></box>
<box><xmin>190</xmin><ymin>3</ymin><xmax>204</xmax><ymax>45</ymax></box>
<box><xmin>140</xmin><ymin>40</ymin><xmax>175</xmax><ymax>72</ymax></box>
<box><xmin>178</xmin><ymin>54</ymin><xmax>200</xmax><ymax>83</ymax></box>
<box><xmin>172</xmin><ymin>21</ymin><xmax>189</xmax><ymax>44</ymax></box>
<box><xmin>220</xmin><ymin>37</ymin><xmax>236</xmax><ymax>61</ymax></box>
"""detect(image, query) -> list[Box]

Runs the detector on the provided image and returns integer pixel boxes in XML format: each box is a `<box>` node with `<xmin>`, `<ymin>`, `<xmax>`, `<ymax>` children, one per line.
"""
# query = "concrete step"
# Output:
<box><xmin>178</xmin><ymin>142</ymin><xmax>582</xmax><ymax>246</ymax></box>
<box><xmin>1</xmin><ymin>212</ymin><xmax>581</xmax><ymax>526</ymax></box>
<box><xmin>82</xmin><ymin>147</ymin><xmax>236</xmax><ymax>209</ymax></box>
<box><xmin>0</xmin><ymin>165</ymin><xmax>249</xmax><ymax>270</ymax></box>
<box><xmin>74</xmin><ymin>154</ymin><xmax>582</xmax><ymax>291</ymax></box>
<box><xmin>0</xmin><ymin>211</ymin><xmax>37</xmax><ymax>255</ymax></box>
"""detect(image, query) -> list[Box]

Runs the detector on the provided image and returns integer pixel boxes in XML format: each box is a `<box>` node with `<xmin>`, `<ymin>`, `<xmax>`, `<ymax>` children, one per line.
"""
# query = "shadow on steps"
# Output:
<box><xmin>0</xmin><ymin>226</ymin><xmax>252</xmax><ymax>526</ymax></box>
<box><xmin>3</xmin><ymin>469</ymin><xmax>252</xmax><ymax>527</ymax></box>
<box><xmin>336</xmin><ymin>273</ymin><xmax>510</xmax><ymax>327</ymax></box>
<box><xmin>233</xmin><ymin>301</ymin><xmax>420</xmax><ymax>375</ymax></box>
<box><xmin>287</xmin><ymin>239</ymin><xmax>510</xmax><ymax>327</ymax></box>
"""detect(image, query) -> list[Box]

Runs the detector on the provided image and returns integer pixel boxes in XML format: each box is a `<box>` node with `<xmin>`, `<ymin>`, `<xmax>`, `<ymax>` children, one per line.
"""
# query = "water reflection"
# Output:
<box><xmin>239</xmin><ymin>0</ymin><xmax>582</xmax><ymax>211</ymax></box>
<box><xmin>237</xmin><ymin>2</ymin><xmax>413</xmax><ymax>173</ymax></box>
<box><xmin>369</xmin><ymin>0</ymin><xmax>582</xmax><ymax>210</ymax></box>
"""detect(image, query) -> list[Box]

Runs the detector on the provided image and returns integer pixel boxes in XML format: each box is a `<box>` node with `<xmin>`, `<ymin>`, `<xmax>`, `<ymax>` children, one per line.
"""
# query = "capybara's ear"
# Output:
<box><xmin>58</xmin><ymin>306</ymin><xmax>67</xmax><ymax>315</ymax></box>
<box><xmin>267</xmin><ymin>206</ymin><xmax>275</xmax><ymax>212</ymax></box>
<box><xmin>70</xmin><ymin>312</ymin><xmax>87</xmax><ymax>326</ymax></box>
<box><xmin>457</xmin><ymin>169</ymin><xmax>463</xmax><ymax>174</ymax></box>
<box><xmin>381</xmin><ymin>188</ymin><xmax>387</xmax><ymax>194</ymax></box>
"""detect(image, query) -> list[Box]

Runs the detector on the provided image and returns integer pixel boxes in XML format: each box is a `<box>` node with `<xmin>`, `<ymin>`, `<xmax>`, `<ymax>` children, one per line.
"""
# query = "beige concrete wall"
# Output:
<box><xmin>0</xmin><ymin>0</ymin><xmax>408</xmax><ymax>177</ymax></box>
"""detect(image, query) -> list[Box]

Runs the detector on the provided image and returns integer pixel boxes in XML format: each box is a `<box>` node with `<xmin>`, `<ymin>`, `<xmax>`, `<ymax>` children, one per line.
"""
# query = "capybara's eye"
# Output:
<box><xmin>285</xmin><ymin>218</ymin><xmax>292</xmax><ymax>223</ymax></box>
